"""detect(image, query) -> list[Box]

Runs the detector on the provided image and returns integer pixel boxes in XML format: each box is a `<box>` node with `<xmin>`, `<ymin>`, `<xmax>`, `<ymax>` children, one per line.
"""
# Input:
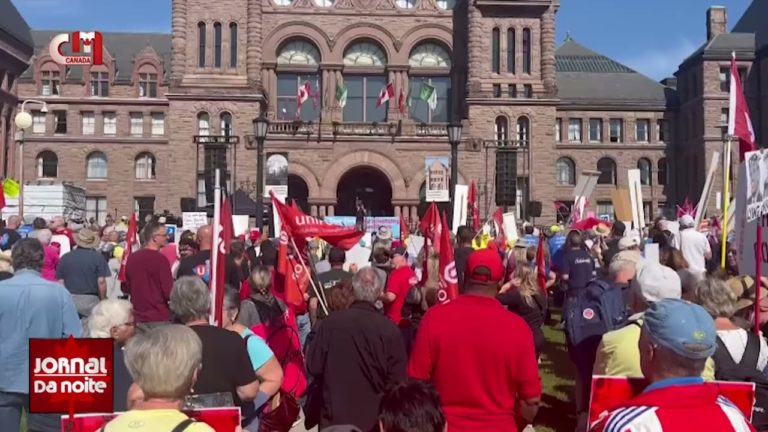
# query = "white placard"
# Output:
<box><xmin>627</xmin><ymin>169</ymin><xmax>644</xmax><ymax>230</ymax></box>
<box><xmin>425</xmin><ymin>156</ymin><xmax>451</xmax><ymax>202</ymax></box>
<box><xmin>182</xmin><ymin>212</ymin><xmax>208</xmax><ymax>232</ymax></box>
<box><xmin>695</xmin><ymin>151</ymin><xmax>721</xmax><ymax>228</ymax></box>
<box><xmin>737</xmin><ymin>162</ymin><xmax>768</xmax><ymax>276</ymax></box>
<box><xmin>406</xmin><ymin>235</ymin><xmax>425</xmax><ymax>259</ymax></box>
<box><xmin>51</xmin><ymin>234</ymin><xmax>71</xmax><ymax>257</ymax></box>
<box><xmin>344</xmin><ymin>244</ymin><xmax>372</xmax><ymax>272</ymax></box>
<box><xmin>744</xmin><ymin>149</ymin><xmax>767</xmax><ymax>223</ymax></box>
<box><xmin>644</xmin><ymin>243</ymin><xmax>660</xmax><ymax>263</ymax></box>
<box><xmin>452</xmin><ymin>184</ymin><xmax>469</xmax><ymax>234</ymax></box>
<box><xmin>232</xmin><ymin>215</ymin><xmax>249</xmax><ymax>237</ymax></box>
<box><xmin>502</xmin><ymin>212</ymin><xmax>518</xmax><ymax>244</ymax></box>
<box><xmin>272</xmin><ymin>196</ymin><xmax>283</xmax><ymax>236</ymax></box>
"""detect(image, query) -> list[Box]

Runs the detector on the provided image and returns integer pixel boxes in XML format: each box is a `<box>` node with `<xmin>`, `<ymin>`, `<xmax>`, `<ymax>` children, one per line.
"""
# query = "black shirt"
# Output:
<box><xmin>177</xmin><ymin>250</ymin><xmax>212</xmax><ymax>280</ymax></box>
<box><xmin>0</xmin><ymin>228</ymin><xmax>20</xmax><ymax>251</ymax></box>
<box><xmin>225</xmin><ymin>257</ymin><xmax>249</xmax><ymax>290</ymax></box>
<box><xmin>454</xmin><ymin>245</ymin><xmax>473</xmax><ymax>293</ymax></box>
<box><xmin>497</xmin><ymin>290</ymin><xmax>546</xmax><ymax>331</ymax></box>
<box><xmin>602</xmin><ymin>238</ymin><xmax>621</xmax><ymax>268</ymax></box>
<box><xmin>561</xmin><ymin>248</ymin><xmax>595</xmax><ymax>291</ymax></box>
<box><xmin>306</xmin><ymin>301</ymin><xmax>407</xmax><ymax>431</ymax></box>
<box><xmin>113</xmin><ymin>343</ymin><xmax>132</xmax><ymax>412</ymax></box>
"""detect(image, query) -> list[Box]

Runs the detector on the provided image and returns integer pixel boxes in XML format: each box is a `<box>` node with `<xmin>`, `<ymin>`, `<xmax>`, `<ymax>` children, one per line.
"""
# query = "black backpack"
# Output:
<box><xmin>564</xmin><ymin>279</ymin><xmax>629</xmax><ymax>346</ymax></box>
<box><xmin>713</xmin><ymin>332</ymin><xmax>768</xmax><ymax>431</ymax></box>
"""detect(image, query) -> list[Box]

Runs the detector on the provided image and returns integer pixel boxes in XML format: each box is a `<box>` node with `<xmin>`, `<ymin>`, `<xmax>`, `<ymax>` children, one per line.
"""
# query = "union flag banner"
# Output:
<box><xmin>437</xmin><ymin>211</ymin><xmax>459</xmax><ymax>304</ymax></box>
<box><xmin>271</xmin><ymin>192</ymin><xmax>363</xmax><ymax>250</ymax></box>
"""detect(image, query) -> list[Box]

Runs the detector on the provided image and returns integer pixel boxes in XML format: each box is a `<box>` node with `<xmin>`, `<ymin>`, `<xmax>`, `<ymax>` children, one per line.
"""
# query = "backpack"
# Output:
<box><xmin>712</xmin><ymin>332</ymin><xmax>768</xmax><ymax>431</ymax></box>
<box><xmin>564</xmin><ymin>279</ymin><xmax>629</xmax><ymax>346</ymax></box>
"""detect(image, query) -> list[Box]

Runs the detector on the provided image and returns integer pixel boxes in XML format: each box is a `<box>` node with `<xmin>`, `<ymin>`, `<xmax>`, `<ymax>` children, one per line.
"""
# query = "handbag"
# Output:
<box><xmin>259</xmin><ymin>390</ymin><xmax>300</xmax><ymax>432</ymax></box>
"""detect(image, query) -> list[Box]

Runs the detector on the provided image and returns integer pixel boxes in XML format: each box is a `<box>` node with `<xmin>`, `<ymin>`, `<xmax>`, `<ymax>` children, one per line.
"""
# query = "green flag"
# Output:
<box><xmin>335</xmin><ymin>83</ymin><xmax>348</xmax><ymax>108</ymax></box>
<box><xmin>419</xmin><ymin>82</ymin><xmax>437</xmax><ymax>110</ymax></box>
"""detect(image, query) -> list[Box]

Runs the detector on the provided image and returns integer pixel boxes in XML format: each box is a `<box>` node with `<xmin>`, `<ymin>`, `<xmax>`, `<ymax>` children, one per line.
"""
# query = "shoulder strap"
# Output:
<box><xmin>244</xmin><ymin>333</ymin><xmax>253</xmax><ymax>344</ymax></box>
<box><xmin>714</xmin><ymin>336</ymin><xmax>739</xmax><ymax>369</ymax></box>
<box><xmin>170</xmin><ymin>418</ymin><xmax>196</xmax><ymax>432</ymax></box>
<box><xmin>740</xmin><ymin>331</ymin><xmax>762</xmax><ymax>370</ymax></box>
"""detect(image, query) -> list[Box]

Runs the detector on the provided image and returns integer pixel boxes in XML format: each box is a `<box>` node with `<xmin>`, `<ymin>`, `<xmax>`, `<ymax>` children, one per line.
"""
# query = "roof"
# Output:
<box><xmin>733</xmin><ymin>0</ymin><xmax>768</xmax><ymax>49</ymax></box>
<box><xmin>22</xmin><ymin>30</ymin><xmax>171</xmax><ymax>82</ymax></box>
<box><xmin>678</xmin><ymin>33</ymin><xmax>755</xmax><ymax>69</ymax></box>
<box><xmin>555</xmin><ymin>39</ymin><xmax>668</xmax><ymax>106</ymax></box>
<box><xmin>0</xmin><ymin>0</ymin><xmax>33</xmax><ymax>49</ymax></box>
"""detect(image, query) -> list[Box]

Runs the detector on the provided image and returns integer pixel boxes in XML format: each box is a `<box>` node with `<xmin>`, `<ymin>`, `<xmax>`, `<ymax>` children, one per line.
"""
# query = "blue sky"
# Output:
<box><xmin>11</xmin><ymin>0</ymin><xmax>751</xmax><ymax>80</ymax></box>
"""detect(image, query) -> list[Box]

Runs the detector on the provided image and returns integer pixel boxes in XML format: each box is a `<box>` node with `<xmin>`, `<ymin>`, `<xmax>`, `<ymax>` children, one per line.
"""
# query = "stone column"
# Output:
<box><xmin>246</xmin><ymin>0</ymin><xmax>262</xmax><ymax>87</ymax></box>
<box><xmin>410</xmin><ymin>206</ymin><xmax>419</xmax><ymax>224</ymax></box>
<box><xmin>394</xmin><ymin>206</ymin><xmax>401</xmax><ymax>217</ymax></box>
<box><xmin>170</xmin><ymin>0</ymin><xmax>187</xmax><ymax>83</ymax></box>
<box><xmin>541</xmin><ymin>5</ymin><xmax>557</xmax><ymax>96</ymax></box>
<box><xmin>327</xmin><ymin>205</ymin><xmax>335</xmax><ymax>216</ymax></box>
<box><xmin>320</xmin><ymin>206</ymin><xmax>327</xmax><ymax>218</ymax></box>
<box><xmin>311</xmin><ymin>205</ymin><xmax>318</xmax><ymax>217</ymax></box>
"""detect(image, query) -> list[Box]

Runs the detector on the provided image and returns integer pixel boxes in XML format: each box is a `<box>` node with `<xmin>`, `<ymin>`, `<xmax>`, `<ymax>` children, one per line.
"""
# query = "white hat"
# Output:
<box><xmin>631</xmin><ymin>259</ymin><xmax>682</xmax><ymax>303</ymax></box>
<box><xmin>618</xmin><ymin>237</ymin><xmax>638</xmax><ymax>251</ymax></box>
<box><xmin>679</xmin><ymin>214</ymin><xmax>695</xmax><ymax>228</ymax></box>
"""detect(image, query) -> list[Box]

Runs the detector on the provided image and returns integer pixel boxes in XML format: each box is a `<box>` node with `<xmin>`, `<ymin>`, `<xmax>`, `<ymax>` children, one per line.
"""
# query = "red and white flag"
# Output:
<box><xmin>271</xmin><ymin>191</ymin><xmax>363</xmax><ymax>250</ymax></box>
<box><xmin>376</xmin><ymin>82</ymin><xmax>395</xmax><ymax>108</ymax></box>
<box><xmin>117</xmin><ymin>213</ymin><xmax>137</xmax><ymax>283</ymax></box>
<box><xmin>437</xmin><ymin>211</ymin><xmax>459</xmax><ymax>304</ymax></box>
<box><xmin>728</xmin><ymin>53</ymin><xmax>756</xmax><ymax>161</ymax></box>
<box><xmin>400</xmin><ymin>214</ymin><xmax>410</xmax><ymax>243</ymax></box>
<box><xmin>468</xmin><ymin>180</ymin><xmax>480</xmax><ymax>231</ymax></box>
<box><xmin>211</xmin><ymin>197</ymin><xmax>233</xmax><ymax>326</ymax></box>
<box><xmin>277</xmin><ymin>230</ymin><xmax>309</xmax><ymax>309</ymax></box>
<box><xmin>297</xmin><ymin>81</ymin><xmax>311</xmax><ymax>105</ymax></box>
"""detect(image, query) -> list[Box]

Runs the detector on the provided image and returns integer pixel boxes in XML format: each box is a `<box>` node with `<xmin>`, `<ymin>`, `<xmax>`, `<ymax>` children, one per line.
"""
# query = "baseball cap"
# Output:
<box><xmin>618</xmin><ymin>237</ymin><xmax>637</xmax><ymax>251</ymax></box>
<box><xmin>680</xmin><ymin>214</ymin><xmax>695</xmax><ymax>228</ymax></box>
<box><xmin>391</xmin><ymin>246</ymin><xmax>408</xmax><ymax>257</ymax></box>
<box><xmin>466</xmin><ymin>248</ymin><xmax>504</xmax><ymax>283</ymax></box>
<box><xmin>643</xmin><ymin>299</ymin><xmax>717</xmax><ymax>360</ymax></box>
<box><xmin>328</xmin><ymin>247</ymin><xmax>346</xmax><ymax>264</ymax></box>
<box><xmin>631</xmin><ymin>259</ymin><xmax>681</xmax><ymax>302</ymax></box>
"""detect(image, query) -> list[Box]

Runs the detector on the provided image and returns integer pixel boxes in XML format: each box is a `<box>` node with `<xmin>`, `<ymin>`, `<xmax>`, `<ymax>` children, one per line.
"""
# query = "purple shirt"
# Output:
<box><xmin>42</xmin><ymin>245</ymin><xmax>60</xmax><ymax>281</ymax></box>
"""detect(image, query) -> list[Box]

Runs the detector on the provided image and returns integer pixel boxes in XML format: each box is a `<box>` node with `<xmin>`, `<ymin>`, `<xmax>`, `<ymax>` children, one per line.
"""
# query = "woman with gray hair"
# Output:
<box><xmin>102</xmin><ymin>324</ymin><xmax>215</xmax><ymax>431</ymax></box>
<box><xmin>35</xmin><ymin>228</ymin><xmax>59</xmax><ymax>282</ymax></box>
<box><xmin>694</xmin><ymin>277</ymin><xmax>768</xmax><ymax>376</ymax></box>
<box><xmin>168</xmin><ymin>276</ymin><xmax>260</xmax><ymax>422</ymax></box>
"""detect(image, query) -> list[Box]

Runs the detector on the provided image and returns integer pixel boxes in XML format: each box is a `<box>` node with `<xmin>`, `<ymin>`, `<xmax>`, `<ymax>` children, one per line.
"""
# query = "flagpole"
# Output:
<box><xmin>721</xmin><ymin>139</ymin><xmax>732</xmax><ymax>269</ymax></box>
<box><xmin>289</xmin><ymin>236</ymin><xmax>328</xmax><ymax>316</ymax></box>
<box><xmin>756</xmin><ymin>222</ymin><xmax>763</xmax><ymax>335</ymax></box>
<box><xmin>210</xmin><ymin>168</ymin><xmax>222</xmax><ymax>325</ymax></box>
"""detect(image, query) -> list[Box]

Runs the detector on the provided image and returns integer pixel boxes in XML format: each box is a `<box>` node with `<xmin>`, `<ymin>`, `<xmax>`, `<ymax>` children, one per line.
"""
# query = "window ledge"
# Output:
<box><xmin>86</xmin><ymin>178</ymin><xmax>108</xmax><ymax>182</ymax></box>
<box><xmin>135</xmin><ymin>178</ymin><xmax>157</xmax><ymax>182</ymax></box>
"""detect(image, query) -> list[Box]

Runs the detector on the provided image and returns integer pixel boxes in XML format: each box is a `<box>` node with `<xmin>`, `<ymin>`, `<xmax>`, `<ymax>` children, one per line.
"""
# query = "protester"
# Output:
<box><xmin>176</xmin><ymin>225</ymin><xmax>213</xmax><ymax>280</ymax></box>
<box><xmin>678</xmin><ymin>268</ymin><xmax>706</xmax><ymax>301</ymax></box>
<box><xmin>678</xmin><ymin>214</ymin><xmax>712</xmax><ymax>273</ymax></box>
<box><xmin>124</xmin><ymin>220</ymin><xmax>174</xmax><ymax>333</ymax></box>
<box><xmin>222</xmin><ymin>290</ymin><xmax>283</xmax><ymax>431</ymax></box>
<box><xmin>34</xmin><ymin>228</ymin><xmax>59</xmax><ymax>282</ymax></box>
<box><xmin>0</xmin><ymin>239</ymin><xmax>80</xmax><ymax>431</ymax></box>
<box><xmin>454</xmin><ymin>225</ymin><xmax>474</xmax><ymax>292</ymax></box>
<box><xmin>104</xmin><ymin>325</ymin><xmax>214</xmax><ymax>432</ymax></box>
<box><xmin>590</xmin><ymin>299</ymin><xmax>754</xmax><ymax>431</ymax></box>
<box><xmin>173</xmin><ymin>235</ymin><xmax>199</xmax><ymax>278</ymax></box>
<box><xmin>409</xmin><ymin>248</ymin><xmax>541</xmax><ymax>431</ymax></box>
<box><xmin>307</xmin><ymin>267</ymin><xmax>407</xmax><ymax>431</ymax></box>
<box><xmin>498</xmin><ymin>264</ymin><xmax>547</xmax><ymax>358</ymax></box>
<box><xmin>56</xmin><ymin>228</ymin><xmax>111</xmax><ymax>322</ymax></box>
<box><xmin>86</xmin><ymin>299</ymin><xmax>136</xmax><ymax>412</ymax></box>
<box><xmin>327</xmin><ymin>280</ymin><xmax>356</xmax><ymax>313</ymax></box>
<box><xmin>0</xmin><ymin>215</ymin><xmax>22</xmax><ymax>251</ymax></box>
<box><xmin>547</xmin><ymin>224</ymin><xmax>567</xmax><ymax>272</ymax></box>
<box><xmin>169</xmin><ymin>277</ymin><xmax>260</xmax><ymax>410</ymax></box>
<box><xmin>560</xmin><ymin>230</ymin><xmax>596</xmax><ymax>291</ymax></box>
<box><xmin>601</xmin><ymin>221</ymin><xmax>625</xmax><ymax>266</ymax></box>
<box><xmin>311</xmin><ymin>247</ymin><xmax>352</xmax><ymax>323</ymax></box>
<box><xmin>50</xmin><ymin>216</ymin><xmax>75</xmax><ymax>249</ymax></box>
<box><xmin>226</xmin><ymin>240</ymin><xmax>251</xmax><ymax>291</ymax></box>
<box><xmin>378</xmin><ymin>380</ymin><xmax>446</xmax><ymax>432</ymax></box>
<box><xmin>612</xmin><ymin>236</ymin><xmax>642</xmax><ymax>265</ymax></box>
<box><xmin>381</xmin><ymin>246</ymin><xmax>418</xmax><ymax>350</ymax></box>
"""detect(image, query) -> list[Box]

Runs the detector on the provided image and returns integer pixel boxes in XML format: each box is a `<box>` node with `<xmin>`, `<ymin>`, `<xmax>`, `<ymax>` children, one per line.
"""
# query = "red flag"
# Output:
<box><xmin>536</xmin><ymin>232</ymin><xmax>547</xmax><ymax>296</ymax></box>
<box><xmin>728</xmin><ymin>54</ymin><xmax>756</xmax><ymax>161</ymax></box>
<box><xmin>117</xmin><ymin>213</ymin><xmax>137</xmax><ymax>283</ymax></box>
<box><xmin>277</xmin><ymin>230</ymin><xmax>308</xmax><ymax>309</ymax></box>
<box><xmin>0</xmin><ymin>180</ymin><xmax>7</xmax><ymax>211</ymax></box>
<box><xmin>491</xmin><ymin>207</ymin><xmax>507</xmax><ymax>250</ymax></box>
<box><xmin>419</xmin><ymin>202</ymin><xmax>441</xmax><ymax>253</ymax></box>
<box><xmin>290</xmin><ymin>199</ymin><xmax>300</xmax><ymax>211</ymax></box>
<box><xmin>398</xmin><ymin>88</ymin><xmax>406</xmax><ymax>114</ymax></box>
<box><xmin>467</xmin><ymin>180</ymin><xmax>480</xmax><ymax>231</ymax></box>
<box><xmin>271</xmin><ymin>192</ymin><xmax>363</xmax><ymax>250</ymax></box>
<box><xmin>437</xmin><ymin>211</ymin><xmax>459</xmax><ymax>304</ymax></box>
<box><xmin>400</xmin><ymin>214</ymin><xmax>410</xmax><ymax>243</ymax></box>
<box><xmin>212</xmin><ymin>197</ymin><xmax>233</xmax><ymax>326</ymax></box>
<box><xmin>376</xmin><ymin>82</ymin><xmax>395</xmax><ymax>108</ymax></box>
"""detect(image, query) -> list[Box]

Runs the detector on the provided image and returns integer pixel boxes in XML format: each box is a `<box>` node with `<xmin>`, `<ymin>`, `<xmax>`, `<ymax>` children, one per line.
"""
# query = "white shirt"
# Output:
<box><xmin>678</xmin><ymin>228</ymin><xmax>710</xmax><ymax>272</ymax></box>
<box><xmin>717</xmin><ymin>329</ymin><xmax>768</xmax><ymax>373</ymax></box>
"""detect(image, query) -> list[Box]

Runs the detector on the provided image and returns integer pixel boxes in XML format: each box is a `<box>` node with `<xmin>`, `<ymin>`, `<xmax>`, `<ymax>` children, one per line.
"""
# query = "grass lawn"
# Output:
<box><xmin>535</xmin><ymin>313</ymin><xmax>576</xmax><ymax>432</ymax></box>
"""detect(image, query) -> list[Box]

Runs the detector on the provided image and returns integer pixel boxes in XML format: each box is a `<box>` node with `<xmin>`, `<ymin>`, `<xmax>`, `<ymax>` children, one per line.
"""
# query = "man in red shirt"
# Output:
<box><xmin>408</xmin><ymin>248</ymin><xmax>541</xmax><ymax>432</ymax></box>
<box><xmin>382</xmin><ymin>246</ymin><xmax>419</xmax><ymax>352</ymax></box>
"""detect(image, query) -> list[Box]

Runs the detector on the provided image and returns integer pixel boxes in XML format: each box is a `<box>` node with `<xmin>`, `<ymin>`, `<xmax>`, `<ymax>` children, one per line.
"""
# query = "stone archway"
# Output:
<box><xmin>336</xmin><ymin>166</ymin><xmax>393</xmax><ymax>216</ymax></box>
<box><xmin>288</xmin><ymin>174</ymin><xmax>310</xmax><ymax>214</ymax></box>
<box><xmin>320</xmin><ymin>151</ymin><xmax>407</xmax><ymax>200</ymax></box>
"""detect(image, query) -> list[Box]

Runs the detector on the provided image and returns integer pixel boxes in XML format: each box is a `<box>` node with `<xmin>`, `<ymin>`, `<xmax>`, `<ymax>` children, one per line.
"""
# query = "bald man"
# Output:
<box><xmin>0</xmin><ymin>215</ymin><xmax>21</xmax><ymax>251</ymax></box>
<box><xmin>176</xmin><ymin>224</ymin><xmax>214</xmax><ymax>281</ymax></box>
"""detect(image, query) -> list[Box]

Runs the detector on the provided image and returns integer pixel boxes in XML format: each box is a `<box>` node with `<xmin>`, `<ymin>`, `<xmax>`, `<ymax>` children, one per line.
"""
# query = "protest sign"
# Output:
<box><xmin>744</xmin><ymin>150</ymin><xmax>766</xmax><ymax>223</ymax></box>
<box><xmin>182</xmin><ymin>212</ymin><xmax>208</xmax><ymax>232</ymax></box>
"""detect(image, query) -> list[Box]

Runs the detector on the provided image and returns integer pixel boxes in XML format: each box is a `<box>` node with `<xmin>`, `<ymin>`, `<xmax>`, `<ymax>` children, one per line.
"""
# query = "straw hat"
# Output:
<box><xmin>74</xmin><ymin>228</ymin><xmax>100</xmax><ymax>249</ymax></box>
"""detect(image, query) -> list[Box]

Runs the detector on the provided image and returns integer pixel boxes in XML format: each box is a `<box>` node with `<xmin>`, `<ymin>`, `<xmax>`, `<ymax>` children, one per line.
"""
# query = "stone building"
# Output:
<box><xmin>11</xmin><ymin>0</ymin><xmax>686</xmax><ymax>224</ymax></box>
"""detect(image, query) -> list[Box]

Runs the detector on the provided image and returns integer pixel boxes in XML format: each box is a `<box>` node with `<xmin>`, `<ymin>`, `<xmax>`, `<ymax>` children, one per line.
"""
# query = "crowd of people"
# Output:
<box><xmin>0</xmin><ymin>210</ymin><xmax>765</xmax><ymax>432</ymax></box>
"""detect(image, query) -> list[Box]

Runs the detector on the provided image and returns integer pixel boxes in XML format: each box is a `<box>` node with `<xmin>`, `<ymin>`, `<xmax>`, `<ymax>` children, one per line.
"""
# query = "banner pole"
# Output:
<box><xmin>756</xmin><ymin>222</ymin><xmax>762</xmax><ymax>335</ymax></box>
<box><xmin>290</xmin><ymin>236</ymin><xmax>328</xmax><ymax>316</ymax></box>
<box><xmin>210</xmin><ymin>168</ymin><xmax>222</xmax><ymax>326</ymax></box>
<box><xmin>721</xmin><ymin>140</ymin><xmax>731</xmax><ymax>269</ymax></box>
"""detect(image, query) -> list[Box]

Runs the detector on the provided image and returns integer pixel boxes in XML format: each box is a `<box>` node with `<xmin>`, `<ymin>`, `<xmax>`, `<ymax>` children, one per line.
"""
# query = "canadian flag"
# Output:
<box><xmin>376</xmin><ymin>82</ymin><xmax>395</xmax><ymax>108</ymax></box>
<box><xmin>728</xmin><ymin>53</ymin><xmax>756</xmax><ymax>161</ymax></box>
<box><xmin>297</xmin><ymin>81</ymin><xmax>311</xmax><ymax>106</ymax></box>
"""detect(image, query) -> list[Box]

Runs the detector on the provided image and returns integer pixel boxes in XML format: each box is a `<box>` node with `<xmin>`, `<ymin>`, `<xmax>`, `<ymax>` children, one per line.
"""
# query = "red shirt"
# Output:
<box><xmin>124</xmin><ymin>248</ymin><xmax>174</xmax><ymax>323</ymax></box>
<box><xmin>384</xmin><ymin>265</ymin><xmax>417</xmax><ymax>325</ymax></box>
<box><xmin>408</xmin><ymin>294</ymin><xmax>541</xmax><ymax>432</ymax></box>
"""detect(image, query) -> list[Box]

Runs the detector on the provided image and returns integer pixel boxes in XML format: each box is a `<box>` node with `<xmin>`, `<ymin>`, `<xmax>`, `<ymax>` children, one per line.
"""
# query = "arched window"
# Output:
<box><xmin>86</xmin><ymin>152</ymin><xmax>108</xmax><ymax>179</ymax></box>
<box><xmin>506</xmin><ymin>28</ymin><xmax>515</xmax><ymax>73</ymax></box>
<box><xmin>197</xmin><ymin>112</ymin><xmax>210</xmax><ymax>136</ymax></box>
<box><xmin>638</xmin><ymin>158</ymin><xmax>652</xmax><ymax>186</ymax></box>
<box><xmin>36</xmin><ymin>151</ymin><xmax>58</xmax><ymax>178</ymax></box>
<box><xmin>522</xmin><ymin>28</ymin><xmax>531</xmax><ymax>74</ymax></box>
<box><xmin>597</xmin><ymin>157</ymin><xmax>617</xmax><ymax>185</ymax></box>
<box><xmin>491</xmin><ymin>28</ymin><xmax>500</xmax><ymax>73</ymax></box>
<box><xmin>213</xmin><ymin>22</ymin><xmax>222</xmax><ymax>68</ymax></box>
<box><xmin>658</xmin><ymin>158</ymin><xmax>668</xmax><ymax>186</ymax></box>
<box><xmin>277</xmin><ymin>40</ymin><xmax>321</xmax><ymax>65</ymax></box>
<box><xmin>229</xmin><ymin>23</ymin><xmax>238</xmax><ymax>68</ymax></box>
<box><xmin>277</xmin><ymin>39</ymin><xmax>322</xmax><ymax>122</ymax></box>
<box><xmin>409</xmin><ymin>43</ymin><xmax>451</xmax><ymax>123</ymax></box>
<box><xmin>135</xmin><ymin>152</ymin><xmax>156</xmax><ymax>180</ymax></box>
<box><xmin>494</xmin><ymin>116</ymin><xmax>508</xmax><ymax>143</ymax></box>
<box><xmin>516</xmin><ymin>116</ymin><xmax>530</xmax><ymax>146</ymax></box>
<box><xmin>197</xmin><ymin>22</ymin><xmax>206</xmax><ymax>68</ymax></box>
<box><xmin>556</xmin><ymin>157</ymin><xmax>575</xmax><ymax>186</ymax></box>
<box><xmin>220</xmin><ymin>112</ymin><xmax>233</xmax><ymax>137</ymax></box>
<box><xmin>343</xmin><ymin>41</ymin><xmax>388</xmax><ymax>122</ymax></box>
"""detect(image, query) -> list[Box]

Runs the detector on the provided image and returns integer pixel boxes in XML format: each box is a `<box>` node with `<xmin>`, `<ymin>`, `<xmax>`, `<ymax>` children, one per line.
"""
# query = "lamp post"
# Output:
<box><xmin>252</xmin><ymin>115</ymin><xmax>269</xmax><ymax>232</ymax></box>
<box><xmin>13</xmin><ymin>99</ymin><xmax>48</xmax><ymax>220</ymax></box>
<box><xmin>447</xmin><ymin>122</ymin><xmax>463</xmax><ymax>224</ymax></box>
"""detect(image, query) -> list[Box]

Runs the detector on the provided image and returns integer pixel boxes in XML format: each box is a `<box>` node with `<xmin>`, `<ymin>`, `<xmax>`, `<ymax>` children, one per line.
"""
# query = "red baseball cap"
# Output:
<box><xmin>466</xmin><ymin>248</ymin><xmax>505</xmax><ymax>283</ymax></box>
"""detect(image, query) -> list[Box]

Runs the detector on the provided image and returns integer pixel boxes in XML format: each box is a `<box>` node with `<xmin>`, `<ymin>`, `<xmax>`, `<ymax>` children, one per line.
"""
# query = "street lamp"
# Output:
<box><xmin>14</xmin><ymin>99</ymin><xmax>48</xmax><ymax>219</ymax></box>
<box><xmin>252</xmin><ymin>115</ymin><xmax>269</xmax><ymax>231</ymax></box>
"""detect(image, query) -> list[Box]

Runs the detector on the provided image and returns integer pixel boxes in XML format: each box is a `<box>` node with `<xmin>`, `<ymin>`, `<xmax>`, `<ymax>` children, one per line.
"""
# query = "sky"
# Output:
<box><xmin>10</xmin><ymin>0</ymin><xmax>753</xmax><ymax>80</ymax></box>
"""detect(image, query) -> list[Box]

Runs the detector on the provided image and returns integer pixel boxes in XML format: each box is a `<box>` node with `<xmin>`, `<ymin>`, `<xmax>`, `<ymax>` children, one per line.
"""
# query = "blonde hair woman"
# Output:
<box><xmin>498</xmin><ymin>265</ymin><xmax>547</xmax><ymax>358</ymax></box>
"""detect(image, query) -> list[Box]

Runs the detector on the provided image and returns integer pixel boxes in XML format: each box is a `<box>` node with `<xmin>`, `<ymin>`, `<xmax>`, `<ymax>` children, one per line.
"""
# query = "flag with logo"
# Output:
<box><xmin>400</xmin><ymin>214</ymin><xmax>410</xmax><ymax>244</ymax></box>
<box><xmin>211</xmin><ymin>197</ymin><xmax>233</xmax><ymax>326</ymax></box>
<box><xmin>729</xmin><ymin>54</ymin><xmax>756</xmax><ymax>161</ymax></box>
<box><xmin>335</xmin><ymin>83</ymin><xmax>348</xmax><ymax>108</ymax></box>
<box><xmin>420</xmin><ymin>82</ymin><xmax>437</xmax><ymax>110</ymax></box>
<box><xmin>277</xmin><ymin>230</ymin><xmax>308</xmax><ymax>309</ymax></box>
<box><xmin>467</xmin><ymin>180</ymin><xmax>480</xmax><ymax>231</ymax></box>
<box><xmin>117</xmin><ymin>213</ymin><xmax>138</xmax><ymax>283</ymax></box>
<box><xmin>376</xmin><ymin>82</ymin><xmax>395</xmax><ymax>108</ymax></box>
<box><xmin>437</xmin><ymin>211</ymin><xmax>459</xmax><ymax>304</ymax></box>
<box><xmin>418</xmin><ymin>202</ymin><xmax>441</xmax><ymax>286</ymax></box>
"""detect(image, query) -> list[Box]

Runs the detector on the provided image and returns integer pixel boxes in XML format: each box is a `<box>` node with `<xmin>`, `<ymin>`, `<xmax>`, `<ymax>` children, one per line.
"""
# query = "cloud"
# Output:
<box><xmin>617</xmin><ymin>38</ymin><xmax>700</xmax><ymax>80</ymax></box>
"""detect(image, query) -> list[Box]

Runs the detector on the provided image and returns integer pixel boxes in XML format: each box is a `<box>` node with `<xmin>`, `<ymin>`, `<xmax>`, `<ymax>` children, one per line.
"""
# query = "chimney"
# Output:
<box><xmin>707</xmin><ymin>6</ymin><xmax>727</xmax><ymax>41</ymax></box>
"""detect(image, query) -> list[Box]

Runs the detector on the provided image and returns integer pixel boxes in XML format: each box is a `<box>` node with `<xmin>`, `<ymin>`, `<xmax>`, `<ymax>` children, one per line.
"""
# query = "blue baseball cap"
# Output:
<box><xmin>643</xmin><ymin>299</ymin><xmax>716</xmax><ymax>360</ymax></box>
